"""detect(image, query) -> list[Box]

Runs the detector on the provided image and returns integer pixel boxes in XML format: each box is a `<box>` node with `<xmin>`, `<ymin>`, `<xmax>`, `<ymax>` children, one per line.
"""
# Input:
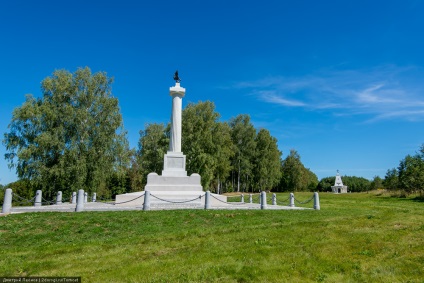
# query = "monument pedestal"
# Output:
<box><xmin>162</xmin><ymin>152</ymin><xmax>187</xmax><ymax>177</ymax></box>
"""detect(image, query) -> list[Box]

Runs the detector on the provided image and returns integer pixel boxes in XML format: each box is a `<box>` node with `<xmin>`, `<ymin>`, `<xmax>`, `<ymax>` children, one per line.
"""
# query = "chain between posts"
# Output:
<box><xmin>276</xmin><ymin>195</ymin><xmax>290</xmax><ymax>205</ymax></box>
<box><xmin>294</xmin><ymin>195</ymin><xmax>315</xmax><ymax>204</ymax></box>
<box><xmin>209</xmin><ymin>194</ymin><xmax>250</xmax><ymax>205</ymax></box>
<box><xmin>11</xmin><ymin>193</ymin><xmax>36</xmax><ymax>203</ymax></box>
<box><xmin>41</xmin><ymin>197</ymin><xmax>56</xmax><ymax>205</ymax></box>
<box><xmin>95</xmin><ymin>193</ymin><xmax>146</xmax><ymax>205</ymax></box>
<box><xmin>149</xmin><ymin>193</ymin><xmax>202</xmax><ymax>204</ymax></box>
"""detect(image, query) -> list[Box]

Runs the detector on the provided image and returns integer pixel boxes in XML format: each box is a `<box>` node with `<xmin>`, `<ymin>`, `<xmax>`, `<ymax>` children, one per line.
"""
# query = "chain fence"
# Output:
<box><xmin>210</xmin><ymin>194</ymin><xmax>251</xmax><ymax>206</ymax></box>
<box><xmin>150</xmin><ymin>193</ymin><xmax>203</xmax><ymax>204</ymax></box>
<box><xmin>294</xmin><ymin>195</ymin><xmax>315</xmax><ymax>204</ymax></box>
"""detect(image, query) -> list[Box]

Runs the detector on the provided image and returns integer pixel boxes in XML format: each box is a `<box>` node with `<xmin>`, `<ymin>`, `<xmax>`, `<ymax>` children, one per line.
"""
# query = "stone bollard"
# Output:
<box><xmin>289</xmin><ymin>193</ymin><xmax>295</xmax><ymax>207</ymax></box>
<box><xmin>92</xmin><ymin>193</ymin><xmax>97</xmax><ymax>202</ymax></box>
<box><xmin>143</xmin><ymin>191</ymin><xmax>150</xmax><ymax>211</ymax></box>
<box><xmin>272</xmin><ymin>193</ymin><xmax>276</xmax><ymax>205</ymax></box>
<box><xmin>249</xmin><ymin>194</ymin><xmax>252</xmax><ymax>203</ymax></box>
<box><xmin>241</xmin><ymin>194</ymin><xmax>244</xmax><ymax>203</ymax></box>
<box><xmin>56</xmin><ymin>191</ymin><xmax>62</xmax><ymax>205</ymax></box>
<box><xmin>72</xmin><ymin>192</ymin><xmax>77</xmax><ymax>204</ymax></box>
<box><xmin>75</xmin><ymin>190</ymin><xmax>85</xmax><ymax>212</ymax></box>
<box><xmin>204</xmin><ymin>191</ymin><xmax>211</xmax><ymax>209</ymax></box>
<box><xmin>2</xmin><ymin>188</ymin><xmax>13</xmax><ymax>214</ymax></box>
<box><xmin>314</xmin><ymin>192</ymin><xmax>320</xmax><ymax>210</ymax></box>
<box><xmin>260</xmin><ymin>191</ymin><xmax>267</xmax><ymax>210</ymax></box>
<box><xmin>34</xmin><ymin>190</ymin><xmax>42</xmax><ymax>207</ymax></box>
<box><xmin>84</xmin><ymin>192</ymin><xmax>88</xmax><ymax>203</ymax></box>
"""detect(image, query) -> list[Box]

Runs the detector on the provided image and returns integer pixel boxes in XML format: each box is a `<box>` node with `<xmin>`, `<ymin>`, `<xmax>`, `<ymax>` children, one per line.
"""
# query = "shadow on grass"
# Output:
<box><xmin>387</xmin><ymin>193</ymin><xmax>424</xmax><ymax>202</ymax></box>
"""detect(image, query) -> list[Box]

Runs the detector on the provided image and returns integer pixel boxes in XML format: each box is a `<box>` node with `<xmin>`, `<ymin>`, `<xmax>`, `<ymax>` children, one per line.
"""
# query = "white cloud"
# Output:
<box><xmin>235</xmin><ymin>65</ymin><xmax>424</xmax><ymax>122</ymax></box>
<box><xmin>257</xmin><ymin>90</ymin><xmax>306</xmax><ymax>107</ymax></box>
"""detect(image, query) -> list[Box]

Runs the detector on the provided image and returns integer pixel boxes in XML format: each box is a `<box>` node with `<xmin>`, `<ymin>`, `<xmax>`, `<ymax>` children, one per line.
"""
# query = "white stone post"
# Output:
<box><xmin>71</xmin><ymin>192</ymin><xmax>77</xmax><ymax>204</ymax></box>
<box><xmin>84</xmin><ymin>192</ymin><xmax>88</xmax><ymax>203</ymax></box>
<box><xmin>314</xmin><ymin>192</ymin><xmax>320</xmax><ymax>210</ymax></box>
<box><xmin>56</xmin><ymin>191</ymin><xmax>62</xmax><ymax>205</ymax></box>
<box><xmin>204</xmin><ymin>191</ymin><xmax>211</xmax><ymax>209</ymax></box>
<box><xmin>143</xmin><ymin>191</ymin><xmax>150</xmax><ymax>211</ymax></box>
<box><xmin>272</xmin><ymin>193</ymin><xmax>276</xmax><ymax>205</ymax></box>
<box><xmin>241</xmin><ymin>194</ymin><xmax>244</xmax><ymax>203</ymax></box>
<box><xmin>169</xmin><ymin>82</ymin><xmax>185</xmax><ymax>153</ymax></box>
<box><xmin>92</xmin><ymin>193</ymin><xmax>97</xmax><ymax>202</ymax></box>
<box><xmin>260</xmin><ymin>191</ymin><xmax>267</xmax><ymax>210</ymax></box>
<box><xmin>2</xmin><ymin>188</ymin><xmax>12</xmax><ymax>214</ymax></box>
<box><xmin>249</xmin><ymin>194</ymin><xmax>252</xmax><ymax>203</ymax></box>
<box><xmin>34</xmin><ymin>190</ymin><xmax>42</xmax><ymax>207</ymax></box>
<box><xmin>289</xmin><ymin>193</ymin><xmax>295</xmax><ymax>207</ymax></box>
<box><xmin>75</xmin><ymin>190</ymin><xmax>84</xmax><ymax>212</ymax></box>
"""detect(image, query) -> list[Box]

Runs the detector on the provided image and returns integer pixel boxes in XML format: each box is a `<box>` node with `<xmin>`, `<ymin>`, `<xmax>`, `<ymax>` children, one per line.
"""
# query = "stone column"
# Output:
<box><xmin>314</xmin><ymin>192</ymin><xmax>320</xmax><ymax>210</ymax></box>
<box><xmin>260</xmin><ymin>191</ymin><xmax>267</xmax><ymax>210</ymax></box>
<box><xmin>75</xmin><ymin>190</ymin><xmax>84</xmax><ymax>212</ymax></box>
<box><xmin>169</xmin><ymin>82</ymin><xmax>185</xmax><ymax>153</ymax></box>
<box><xmin>143</xmin><ymin>191</ymin><xmax>151</xmax><ymax>211</ymax></box>
<box><xmin>2</xmin><ymin>188</ymin><xmax>12</xmax><ymax>214</ymax></box>
<box><xmin>56</xmin><ymin>191</ymin><xmax>62</xmax><ymax>205</ymax></box>
<box><xmin>204</xmin><ymin>191</ymin><xmax>211</xmax><ymax>209</ymax></box>
<box><xmin>34</xmin><ymin>190</ymin><xmax>42</xmax><ymax>207</ymax></box>
<box><xmin>289</xmin><ymin>193</ymin><xmax>295</xmax><ymax>207</ymax></box>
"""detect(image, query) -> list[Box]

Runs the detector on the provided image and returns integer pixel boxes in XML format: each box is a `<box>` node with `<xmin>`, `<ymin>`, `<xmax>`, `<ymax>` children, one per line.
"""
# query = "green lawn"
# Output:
<box><xmin>0</xmin><ymin>192</ymin><xmax>423</xmax><ymax>282</ymax></box>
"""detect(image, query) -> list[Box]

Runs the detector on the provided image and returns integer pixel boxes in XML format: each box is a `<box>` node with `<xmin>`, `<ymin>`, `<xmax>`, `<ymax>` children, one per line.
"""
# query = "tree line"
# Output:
<box><xmin>2</xmin><ymin>68</ymin><xmax>318</xmax><ymax>200</ymax></box>
<box><xmin>383</xmin><ymin>145</ymin><xmax>424</xmax><ymax>196</ymax></box>
<box><xmin>2</xmin><ymin>68</ymin><xmax>422</xmax><ymax>200</ymax></box>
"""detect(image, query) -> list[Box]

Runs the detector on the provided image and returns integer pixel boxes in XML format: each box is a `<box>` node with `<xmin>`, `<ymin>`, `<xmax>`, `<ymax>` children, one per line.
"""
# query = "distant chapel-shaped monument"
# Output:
<box><xmin>331</xmin><ymin>170</ymin><xmax>348</xmax><ymax>193</ymax></box>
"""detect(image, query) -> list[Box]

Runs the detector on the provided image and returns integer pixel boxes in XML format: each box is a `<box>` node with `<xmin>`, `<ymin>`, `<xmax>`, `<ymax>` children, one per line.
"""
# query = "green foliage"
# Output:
<box><xmin>382</xmin><ymin>144</ymin><xmax>424</xmax><ymax>195</ymax></box>
<box><xmin>279</xmin><ymin>149</ymin><xmax>318</xmax><ymax>192</ymax></box>
<box><xmin>383</xmin><ymin>168</ymin><xmax>399</xmax><ymax>191</ymax></box>
<box><xmin>229</xmin><ymin>114</ymin><xmax>257</xmax><ymax>192</ymax></box>
<box><xmin>398</xmin><ymin>154</ymin><xmax>424</xmax><ymax>194</ymax></box>
<box><xmin>0</xmin><ymin>186</ymin><xmax>4</xmax><ymax>206</ymax></box>
<box><xmin>370</xmin><ymin>175</ymin><xmax>383</xmax><ymax>190</ymax></box>
<box><xmin>317</xmin><ymin>177</ymin><xmax>334</xmax><ymax>192</ymax></box>
<box><xmin>0</xmin><ymin>193</ymin><xmax>423</xmax><ymax>282</ymax></box>
<box><xmin>254</xmin><ymin>129</ymin><xmax>282</xmax><ymax>191</ymax></box>
<box><xmin>3</xmin><ymin>67</ymin><xmax>129</xmax><ymax>198</ymax></box>
<box><xmin>138</xmin><ymin>123</ymin><xmax>169</xmax><ymax>180</ymax></box>
<box><xmin>182</xmin><ymin>101</ymin><xmax>234</xmax><ymax>190</ymax></box>
<box><xmin>341</xmin><ymin>176</ymin><xmax>371</xmax><ymax>192</ymax></box>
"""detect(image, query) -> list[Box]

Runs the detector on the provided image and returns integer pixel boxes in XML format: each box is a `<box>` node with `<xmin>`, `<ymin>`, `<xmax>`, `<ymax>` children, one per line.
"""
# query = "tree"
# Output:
<box><xmin>212</xmin><ymin>122</ymin><xmax>234</xmax><ymax>193</ymax></box>
<box><xmin>317</xmin><ymin>177</ymin><xmax>334</xmax><ymax>192</ymax></box>
<box><xmin>3</xmin><ymin>67</ymin><xmax>129</xmax><ymax>198</ymax></box>
<box><xmin>229</xmin><ymin>114</ymin><xmax>257</xmax><ymax>192</ymax></box>
<box><xmin>383</xmin><ymin>168</ymin><xmax>398</xmax><ymax>191</ymax></box>
<box><xmin>370</xmin><ymin>176</ymin><xmax>384</xmax><ymax>191</ymax></box>
<box><xmin>138</xmin><ymin>123</ymin><xmax>169</xmax><ymax>181</ymax></box>
<box><xmin>398</xmin><ymin>154</ymin><xmax>424</xmax><ymax>194</ymax></box>
<box><xmin>279</xmin><ymin>149</ymin><xmax>318</xmax><ymax>192</ymax></box>
<box><xmin>342</xmin><ymin>176</ymin><xmax>371</xmax><ymax>192</ymax></box>
<box><xmin>182</xmin><ymin>101</ymin><xmax>233</xmax><ymax>190</ymax></box>
<box><xmin>253</xmin><ymin>128</ymin><xmax>282</xmax><ymax>192</ymax></box>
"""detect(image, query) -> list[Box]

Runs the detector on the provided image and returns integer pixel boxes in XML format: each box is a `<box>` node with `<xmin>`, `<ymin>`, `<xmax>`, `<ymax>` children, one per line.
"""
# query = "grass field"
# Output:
<box><xmin>0</xmin><ymin>192</ymin><xmax>423</xmax><ymax>282</ymax></box>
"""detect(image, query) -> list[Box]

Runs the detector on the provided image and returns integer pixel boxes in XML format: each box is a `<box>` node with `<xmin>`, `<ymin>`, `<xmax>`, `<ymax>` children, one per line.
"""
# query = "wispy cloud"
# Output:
<box><xmin>234</xmin><ymin>65</ymin><xmax>424</xmax><ymax>122</ymax></box>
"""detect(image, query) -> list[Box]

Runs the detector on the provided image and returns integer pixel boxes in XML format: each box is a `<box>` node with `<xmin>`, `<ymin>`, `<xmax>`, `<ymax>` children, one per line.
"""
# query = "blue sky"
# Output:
<box><xmin>1</xmin><ymin>0</ymin><xmax>424</xmax><ymax>185</ymax></box>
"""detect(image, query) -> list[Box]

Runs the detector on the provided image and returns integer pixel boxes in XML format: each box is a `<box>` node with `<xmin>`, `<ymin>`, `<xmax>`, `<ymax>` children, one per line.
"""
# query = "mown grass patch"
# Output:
<box><xmin>0</xmin><ymin>192</ymin><xmax>423</xmax><ymax>282</ymax></box>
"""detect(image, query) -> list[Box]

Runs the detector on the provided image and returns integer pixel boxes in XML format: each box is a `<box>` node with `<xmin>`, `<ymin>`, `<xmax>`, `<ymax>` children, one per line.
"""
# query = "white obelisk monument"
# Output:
<box><xmin>115</xmin><ymin>71</ymin><xmax>228</xmax><ymax>207</ymax></box>
<box><xmin>161</xmin><ymin>79</ymin><xmax>188</xmax><ymax>177</ymax></box>
<box><xmin>143</xmin><ymin>71</ymin><xmax>202</xmax><ymax>192</ymax></box>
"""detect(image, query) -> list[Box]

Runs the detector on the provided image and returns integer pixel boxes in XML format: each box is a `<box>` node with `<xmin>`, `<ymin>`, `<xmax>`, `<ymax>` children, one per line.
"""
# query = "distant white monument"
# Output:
<box><xmin>331</xmin><ymin>170</ymin><xmax>348</xmax><ymax>193</ymax></box>
<box><xmin>115</xmin><ymin>71</ymin><xmax>225</xmax><ymax>207</ymax></box>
